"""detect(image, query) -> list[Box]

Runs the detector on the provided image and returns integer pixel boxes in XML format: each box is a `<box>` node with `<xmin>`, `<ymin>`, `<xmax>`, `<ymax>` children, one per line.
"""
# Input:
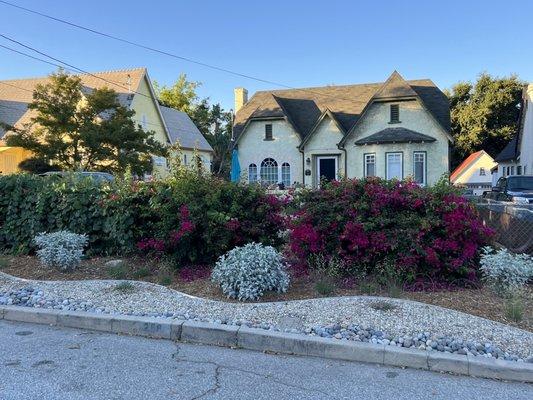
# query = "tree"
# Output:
<box><xmin>153</xmin><ymin>74</ymin><xmax>200</xmax><ymax>114</ymax></box>
<box><xmin>155</xmin><ymin>75</ymin><xmax>233</xmax><ymax>178</ymax></box>
<box><xmin>446</xmin><ymin>73</ymin><xmax>524</xmax><ymax>167</ymax></box>
<box><xmin>5</xmin><ymin>71</ymin><xmax>166</xmax><ymax>175</ymax></box>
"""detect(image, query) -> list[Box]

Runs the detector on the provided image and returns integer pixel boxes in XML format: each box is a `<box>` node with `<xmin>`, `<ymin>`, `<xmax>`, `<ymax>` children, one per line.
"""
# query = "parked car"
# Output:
<box><xmin>483</xmin><ymin>175</ymin><xmax>533</xmax><ymax>204</ymax></box>
<box><xmin>40</xmin><ymin>171</ymin><xmax>115</xmax><ymax>183</ymax></box>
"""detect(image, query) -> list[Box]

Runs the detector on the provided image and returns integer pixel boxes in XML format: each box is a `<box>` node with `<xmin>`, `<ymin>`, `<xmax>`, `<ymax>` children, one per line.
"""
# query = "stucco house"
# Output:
<box><xmin>450</xmin><ymin>150</ymin><xmax>497</xmax><ymax>195</ymax></box>
<box><xmin>494</xmin><ymin>83</ymin><xmax>533</xmax><ymax>179</ymax></box>
<box><xmin>232</xmin><ymin>71</ymin><xmax>452</xmax><ymax>188</ymax></box>
<box><xmin>0</xmin><ymin>67</ymin><xmax>213</xmax><ymax>175</ymax></box>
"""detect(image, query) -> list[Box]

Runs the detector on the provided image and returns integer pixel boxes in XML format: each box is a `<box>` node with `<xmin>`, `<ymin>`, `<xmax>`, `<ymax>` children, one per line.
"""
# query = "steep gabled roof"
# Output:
<box><xmin>159</xmin><ymin>106</ymin><xmax>213</xmax><ymax>152</ymax></box>
<box><xmin>450</xmin><ymin>150</ymin><xmax>485</xmax><ymax>182</ymax></box>
<box><xmin>0</xmin><ymin>68</ymin><xmax>146</xmax><ymax>138</ymax></box>
<box><xmin>233</xmin><ymin>71</ymin><xmax>450</xmax><ymax>146</ymax></box>
<box><xmin>495</xmin><ymin>86</ymin><xmax>528</xmax><ymax>163</ymax></box>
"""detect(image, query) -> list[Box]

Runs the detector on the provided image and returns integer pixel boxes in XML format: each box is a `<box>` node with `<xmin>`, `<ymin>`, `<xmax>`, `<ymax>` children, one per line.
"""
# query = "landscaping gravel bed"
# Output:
<box><xmin>1</xmin><ymin>272</ymin><xmax>532</xmax><ymax>362</ymax></box>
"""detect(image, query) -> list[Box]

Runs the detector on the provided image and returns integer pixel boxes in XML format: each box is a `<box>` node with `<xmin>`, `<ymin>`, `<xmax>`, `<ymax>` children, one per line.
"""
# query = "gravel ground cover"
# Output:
<box><xmin>1</xmin><ymin>272</ymin><xmax>532</xmax><ymax>362</ymax></box>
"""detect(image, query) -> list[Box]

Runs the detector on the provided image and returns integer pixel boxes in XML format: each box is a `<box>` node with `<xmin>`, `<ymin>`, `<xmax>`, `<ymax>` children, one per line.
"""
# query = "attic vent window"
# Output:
<box><xmin>265</xmin><ymin>124</ymin><xmax>273</xmax><ymax>140</ymax></box>
<box><xmin>389</xmin><ymin>104</ymin><xmax>400</xmax><ymax>124</ymax></box>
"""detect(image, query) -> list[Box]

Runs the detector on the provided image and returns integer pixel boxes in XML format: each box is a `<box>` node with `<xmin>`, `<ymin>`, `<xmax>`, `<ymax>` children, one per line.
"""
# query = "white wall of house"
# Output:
<box><xmin>520</xmin><ymin>85</ymin><xmax>533</xmax><ymax>175</ymax></box>
<box><xmin>302</xmin><ymin>116</ymin><xmax>345</xmax><ymax>186</ymax></box>
<box><xmin>237</xmin><ymin>119</ymin><xmax>302</xmax><ymax>185</ymax></box>
<box><xmin>452</xmin><ymin>152</ymin><xmax>496</xmax><ymax>195</ymax></box>
<box><xmin>345</xmin><ymin>101</ymin><xmax>449</xmax><ymax>185</ymax></box>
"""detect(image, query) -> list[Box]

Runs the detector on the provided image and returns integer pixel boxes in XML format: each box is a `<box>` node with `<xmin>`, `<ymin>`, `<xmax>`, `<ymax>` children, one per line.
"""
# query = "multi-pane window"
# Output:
<box><xmin>413</xmin><ymin>152</ymin><xmax>426</xmax><ymax>185</ymax></box>
<box><xmin>248</xmin><ymin>163</ymin><xmax>258</xmax><ymax>183</ymax></box>
<box><xmin>364</xmin><ymin>153</ymin><xmax>376</xmax><ymax>177</ymax></box>
<box><xmin>265</xmin><ymin>124</ymin><xmax>273</xmax><ymax>140</ymax></box>
<box><xmin>386</xmin><ymin>152</ymin><xmax>402</xmax><ymax>180</ymax></box>
<box><xmin>390</xmin><ymin>104</ymin><xmax>400</xmax><ymax>123</ymax></box>
<box><xmin>281</xmin><ymin>163</ymin><xmax>291</xmax><ymax>187</ymax></box>
<box><xmin>479</xmin><ymin>167</ymin><xmax>486</xmax><ymax>176</ymax></box>
<box><xmin>517</xmin><ymin>166</ymin><xmax>522</xmax><ymax>175</ymax></box>
<box><xmin>260</xmin><ymin>158</ymin><xmax>278</xmax><ymax>184</ymax></box>
<box><xmin>510</xmin><ymin>166</ymin><xmax>515</xmax><ymax>175</ymax></box>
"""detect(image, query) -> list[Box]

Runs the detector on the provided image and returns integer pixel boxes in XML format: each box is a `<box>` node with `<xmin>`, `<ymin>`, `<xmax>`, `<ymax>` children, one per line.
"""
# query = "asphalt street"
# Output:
<box><xmin>0</xmin><ymin>320</ymin><xmax>531</xmax><ymax>399</ymax></box>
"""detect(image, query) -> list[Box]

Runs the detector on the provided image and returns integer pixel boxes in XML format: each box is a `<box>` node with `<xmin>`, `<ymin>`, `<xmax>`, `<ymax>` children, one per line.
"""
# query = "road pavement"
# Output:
<box><xmin>0</xmin><ymin>320</ymin><xmax>531</xmax><ymax>399</ymax></box>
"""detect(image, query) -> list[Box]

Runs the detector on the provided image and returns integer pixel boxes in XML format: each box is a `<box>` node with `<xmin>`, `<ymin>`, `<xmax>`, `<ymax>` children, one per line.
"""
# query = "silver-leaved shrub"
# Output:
<box><xmin>479</xmin><ymin>246</ymin><xmax>533</xmax><ymax>297</ymax></box>
<box><xmin>211</xmin><ymin>242</ymin><xmax>290</xmax><ymax>301</ymax></box>
<box><xmin>34</xmin><ymin>231</ymin><xmax>88</xmax><ymax>272</ymax></box>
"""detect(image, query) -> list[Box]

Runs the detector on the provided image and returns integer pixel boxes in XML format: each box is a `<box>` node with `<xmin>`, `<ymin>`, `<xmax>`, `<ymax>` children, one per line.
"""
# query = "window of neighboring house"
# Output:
<box><xmin>386</xmin><ymin>152</ymin><xmax>403</xmax><ymax>180</ymax></box>
<box><xmin>364</xmin><ymin>153</ymin><xmax>376</xmax><ymax>177</ymax></box>
<box><xmin>510</xmin><ymin>166</ymin><xmax>515</xmax><ymax>175</ymax></box>
<box><xmin>248</xmin><ymin>163</ymin><xmax>258</xmax><ymax>183</ymax></box>
<box><xmin>390</xmin><ymin>104</ymin><xmax>400</xmax><ymax>123</ymax></box>
<box><xmin>479</xmin><ymin>167</ymin><xmax>486</xmax><ymax>176</ymax></box>
<box><xmin>265</xmin><ymin>124</ymin><xmax>273</xmax><ymax>140</ymax></box>
<box><xmin>281</xmin><ymin>163</ymin><xmax>291</xmax><ymax>187</ymax></box>
<box><xmin>183</xmin><ymin>154</ymin><xmax>188</xmax><ymax>165</ymax></box>
<box><xmin>413</xmin><ymin>152</ymin><xmax>426</xmax><ymax>185</ymax></box>
<box><xmin>260</xmin><ymin>158</ymin><xmax>278</xmax><ymax>184</ymax></box>
<box><xmin>517</xmin><ymin>166</ymin><xmax>522</xmax><ymax>175</ymax></box>
<box><xmin>524</xmin><ymin>165</ymin><xmax>528</xmax><ymax>175</ymax></box>
<box><xmin>141</xmin><ymin>114</ymin><xmax>148</xmax><ymax>130</ymax></box>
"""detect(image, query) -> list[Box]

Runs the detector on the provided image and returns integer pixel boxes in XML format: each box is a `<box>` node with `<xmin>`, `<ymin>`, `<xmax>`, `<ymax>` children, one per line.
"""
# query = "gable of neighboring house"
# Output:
<box><xmin>450</xmin><ymin>150</ymin><xmax>496</xmax><ymax>195</ymax></box>
<box><xmin>233</xmin><ymin>71</ymin><xmax>451</xmax><ymax>187</ymax></box>
<box><xmin>0</xmin><ymin>68</ymin><xmax>211</xmax><ymax>175</ymax></box>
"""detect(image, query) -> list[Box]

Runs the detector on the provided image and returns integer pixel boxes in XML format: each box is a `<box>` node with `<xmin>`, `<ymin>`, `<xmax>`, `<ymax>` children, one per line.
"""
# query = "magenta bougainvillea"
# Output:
<box><xmin>287</xmin><ymin>178</ymin><xmax>493</xmax><ymax>283</ymax></box>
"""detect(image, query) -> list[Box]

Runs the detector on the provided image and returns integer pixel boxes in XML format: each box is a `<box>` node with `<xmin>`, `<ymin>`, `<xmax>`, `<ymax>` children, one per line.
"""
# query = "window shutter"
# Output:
<box><xmin>390</xmin><ymin>104</ymin><xmax>400</xmax><ymax>123</ymax></box>
<box><xmin>265</xmin><ymin>124</ymin><xmax>273</xmax><ymax>140</ymax></box>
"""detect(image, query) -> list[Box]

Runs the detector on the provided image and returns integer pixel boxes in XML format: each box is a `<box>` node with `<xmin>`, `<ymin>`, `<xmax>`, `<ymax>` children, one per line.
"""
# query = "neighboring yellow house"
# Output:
<box><xmin>450</xmin><ymin>150</ymin><xmax>497</xmax><ymax>196</ymax></box>
<box><xmin>0</xmin><ymin>67</ymin><xmax>213</xmax><ymax>175</ymax></box>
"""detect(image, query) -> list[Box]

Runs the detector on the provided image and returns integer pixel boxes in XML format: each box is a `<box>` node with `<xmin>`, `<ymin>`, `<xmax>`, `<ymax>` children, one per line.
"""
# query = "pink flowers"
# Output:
<box><xmin>287</xmin><ymin>177</ymin><xmax>493</xmax><ymax>284</ymax></box>
<box><xmin>137</xmin><ymin>238</ymin><xmax>165</xmax><ymax>252</ymax></box>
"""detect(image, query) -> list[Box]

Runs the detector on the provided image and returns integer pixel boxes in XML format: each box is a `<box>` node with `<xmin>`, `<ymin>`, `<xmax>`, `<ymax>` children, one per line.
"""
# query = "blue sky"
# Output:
<box><xmin>1</xmin><ymin>0</ymin><xmax>532</xmax><ymax>110</ymax></box>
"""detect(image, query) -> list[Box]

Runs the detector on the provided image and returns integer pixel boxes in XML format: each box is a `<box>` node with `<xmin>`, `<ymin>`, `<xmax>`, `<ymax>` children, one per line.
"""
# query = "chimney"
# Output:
<box><xmin>234</xmin><ymin>87</ymin><xmax>248</xmax><ymax>113</ymax></box>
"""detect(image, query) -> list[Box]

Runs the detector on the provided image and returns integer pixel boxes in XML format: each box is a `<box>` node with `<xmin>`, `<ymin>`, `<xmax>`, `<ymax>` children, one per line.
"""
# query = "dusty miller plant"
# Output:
<box><xmin>34</xmin><ymin>231</ymin><xmax>88</xmax><ymax>272</ymax></box>
<box><xmin>479</xmin><ymin>246</ymin><xmax>533</xmax><ymax>297</ymax></box>
<box><xmin>211</xmin><ymin>242</ymin><xmax>290</xmax><ymax>301</ymax></box>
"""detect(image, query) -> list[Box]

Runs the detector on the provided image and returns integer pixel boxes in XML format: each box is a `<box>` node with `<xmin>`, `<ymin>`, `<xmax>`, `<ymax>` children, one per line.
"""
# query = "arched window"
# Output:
<box><xmin>260</xmin><ymin>158</ymin><xmax>278</xmax><ymax>184</ymax></box>
<box><xmin>248</xmin><ymin>163</ymin><xmax>258</xmax><ymax>183</ymax></box>
<box><xmin>281</xmin><ymin>163</ymin><xmax>290</xmax><ymax>187</ymax></box>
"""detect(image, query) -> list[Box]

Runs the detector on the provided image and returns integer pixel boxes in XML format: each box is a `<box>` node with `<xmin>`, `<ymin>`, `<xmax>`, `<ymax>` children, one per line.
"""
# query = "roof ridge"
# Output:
<box><xmin>0</xmin><ymin>67</ymin><xmax>147</xmax><ymax>83</ymax></box>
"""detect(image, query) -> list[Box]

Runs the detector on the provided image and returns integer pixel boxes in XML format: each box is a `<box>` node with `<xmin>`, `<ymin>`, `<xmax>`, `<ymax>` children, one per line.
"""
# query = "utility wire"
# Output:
<box><xmin>0</xmin><ymin>0</ymin><xmax>293</xmax><ymax>89</ymax></box>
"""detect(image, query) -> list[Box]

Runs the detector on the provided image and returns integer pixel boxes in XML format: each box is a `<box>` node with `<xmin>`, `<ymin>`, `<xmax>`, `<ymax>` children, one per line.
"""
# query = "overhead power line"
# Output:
<box><xmin>0</xmin><ymin>0</ymin><xmax>293</xmax><ymax>89</ymax></box>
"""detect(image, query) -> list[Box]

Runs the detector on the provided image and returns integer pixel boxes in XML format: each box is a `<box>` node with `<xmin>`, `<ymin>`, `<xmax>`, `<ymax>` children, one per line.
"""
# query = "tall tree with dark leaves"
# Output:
<box><xmin>156</xmin><ymin>76</ymin><xmax>233</xmax><ymax>178</ymax></box>
<box><xmin>5</xmin><ymin>71</ymin><xmax>166</xmax><ymax>175</ymax></box>
<box><xmin>446</xmin><ymin>73</ymin><xmax>524</xmax><ymax>168</ymax></box>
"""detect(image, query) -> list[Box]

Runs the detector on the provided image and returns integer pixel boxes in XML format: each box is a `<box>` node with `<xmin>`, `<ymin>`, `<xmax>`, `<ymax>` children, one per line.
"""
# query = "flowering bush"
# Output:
<box><xmin>287</xmin><ymin>178</ymin><xmax>493</xmax><ymax>283</ymax></box>
<box><xmin>34</xmin><ymin>230</ymin><xmax>88</xmax><ymax>271</ymax></box>
<box><xmin>479</xmin><ymin>247</ymin><xmax>533</xmax><ymax>297</ymax></box>
<box><xmin>211</xmin><ymin>242</ymin><xmax>290</xmax><ymax>301</ymax></box>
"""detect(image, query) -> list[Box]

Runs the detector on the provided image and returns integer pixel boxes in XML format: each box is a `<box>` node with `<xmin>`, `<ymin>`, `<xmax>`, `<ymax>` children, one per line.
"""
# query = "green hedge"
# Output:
<box><xmin>0</xmin><ymin>172</ymin><xmax>284</xmax><ymax>266</ymax></box>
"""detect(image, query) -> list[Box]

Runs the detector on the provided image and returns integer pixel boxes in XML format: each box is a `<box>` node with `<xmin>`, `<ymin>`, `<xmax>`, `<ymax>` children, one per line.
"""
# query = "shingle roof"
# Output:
<box><xmin>354</xmin><ymin>127</ymin><xmax>436</xmax><ymax>145</ymax></box>
<box><xmin>450</xmin><ymin>150</ymin><xmax>484</xmax><ymax>182</ymax></box>
<box><xmin>159</xmin><ymin>106</ymin><xmax>213</xmax><ymax>152</ymax></box>
<box><xmin>495</xmin><ymin>135</ymin><xmax>519</xmax><ymax>162</ymax></box>
<box><xmin>0</xmin><ymin>68</ymin><xmax>146</xmax><ymax>138</ymax></box>
<box><xmin>233</xmin><ymin>71</ymin><xmax>450</xmax><ymax>144</ymax></box>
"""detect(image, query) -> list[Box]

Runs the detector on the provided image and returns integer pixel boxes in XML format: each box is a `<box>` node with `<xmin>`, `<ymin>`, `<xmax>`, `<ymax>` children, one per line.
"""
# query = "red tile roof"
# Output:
<box><xmin>450</xmin><ymin>150</ymin><xmax>484</xmax><ymax>182</ymax></box>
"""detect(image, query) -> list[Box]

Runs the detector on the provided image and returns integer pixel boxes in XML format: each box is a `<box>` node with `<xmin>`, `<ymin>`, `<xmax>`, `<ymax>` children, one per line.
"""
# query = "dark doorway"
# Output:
<box><xmin>318</xmin><ymin>157</ymin><xmax>336</xmax><ymax>183</ymax></box>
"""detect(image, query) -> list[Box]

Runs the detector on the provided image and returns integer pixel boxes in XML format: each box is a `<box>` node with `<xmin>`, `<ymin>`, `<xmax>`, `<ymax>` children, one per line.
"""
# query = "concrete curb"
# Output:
<box><xmin>1</xmin><ymin>305</ymin><xmax>531</xmax><ymax>383</ymax></box>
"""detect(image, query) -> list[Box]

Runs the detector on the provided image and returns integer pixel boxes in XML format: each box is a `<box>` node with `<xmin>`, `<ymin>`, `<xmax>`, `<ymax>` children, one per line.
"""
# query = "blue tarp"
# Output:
<box><xmin>230</xmin><ymin>149</ymin><xmax>241</xmax><ymax>182</ymax></box>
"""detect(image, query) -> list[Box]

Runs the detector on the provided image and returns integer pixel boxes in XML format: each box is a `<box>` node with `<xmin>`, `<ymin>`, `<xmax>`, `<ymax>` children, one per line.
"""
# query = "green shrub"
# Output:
<box><xmin>358</xmin><ymin>280</ymin><xmax>379</xmax><ymax>295</ymax></box>
<box><xmin>0</xmin><ymin>172</ymin><xmax>285</xmax><ymax>269</ymax></box>
<box><xmin>132</xmin><ymin>267</ymin><xmax>151</xmax><ymax>279</ymax></box>
<box><xmin>114</xmin><ymin>282</ymin><xmax>135</xmax><ymax>292</ymax></box>
<box><xmin>314</xmin><ymin>279</ymin><xmax>335</xmax><ymax>296</ymax></box>
<box><xmin>0</xmin><ymin>256</ymin><xmax>8</xmax><ymax>269</ymax></box>
<box><xmin>158</xmin><ymin>275</ymin><xmax>172</xmax><ymax>286</ymax></box>
<box><xmin>504</xmin><ymin>296</ymin><xmax>524</xmax><ymax>322</ymax></box>
<box><xmin>107</xmin><ymin>263</ymin><xmax>128</xmax><ymax>280</ymax></box>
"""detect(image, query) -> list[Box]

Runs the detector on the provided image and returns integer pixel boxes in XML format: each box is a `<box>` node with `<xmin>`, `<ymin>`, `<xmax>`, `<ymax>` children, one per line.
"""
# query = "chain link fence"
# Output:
<box><xmin>476</xmin><ymin>201</ymin><xmax>533</xmax><ymax>255</ymax></box>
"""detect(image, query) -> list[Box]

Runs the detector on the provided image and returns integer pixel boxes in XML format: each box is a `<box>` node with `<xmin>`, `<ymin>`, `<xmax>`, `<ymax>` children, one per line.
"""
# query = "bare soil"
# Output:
<box><xmin>0</xmin><ymin>255</ymin><xmax>531</xmax><ymax>332</ymax></box>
